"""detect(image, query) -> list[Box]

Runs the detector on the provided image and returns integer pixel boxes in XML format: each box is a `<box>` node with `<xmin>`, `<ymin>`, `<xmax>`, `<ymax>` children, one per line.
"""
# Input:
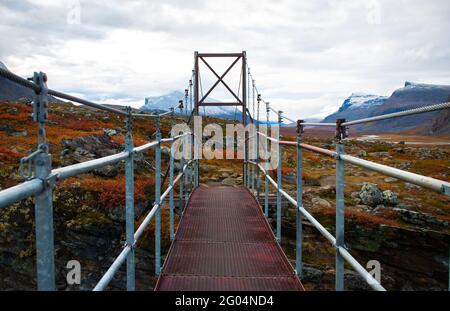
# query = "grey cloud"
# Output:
<box><xmin>0</xmin><ymin>0</ymin><xmax>449</xmax><ymax>120</ymax></box>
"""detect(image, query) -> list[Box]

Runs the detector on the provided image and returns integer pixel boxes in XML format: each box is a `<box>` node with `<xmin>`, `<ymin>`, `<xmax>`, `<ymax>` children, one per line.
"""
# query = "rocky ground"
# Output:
<box><xmin>0</xmin><ymin>100</ymin><xmax>449</xmax><ymax>291</ymax></box>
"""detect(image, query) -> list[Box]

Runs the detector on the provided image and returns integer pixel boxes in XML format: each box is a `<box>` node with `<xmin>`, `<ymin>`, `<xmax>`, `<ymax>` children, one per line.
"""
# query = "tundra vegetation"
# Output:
<box><xmin>0</xmin><ymin>100</ymin><xmax>449</xmax><ymax>290</ymax></box>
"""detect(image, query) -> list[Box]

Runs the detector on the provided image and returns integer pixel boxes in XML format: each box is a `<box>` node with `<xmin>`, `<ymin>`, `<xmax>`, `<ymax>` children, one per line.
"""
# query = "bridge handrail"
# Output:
<box><xmin>251</xmin><ymin>161</ymin><xmax>385</xmax><ymax>291</ymax></box>
<box><xmin>0</xmin><ymin>68</ymin><xmax>183</xmax><ymax>118</ymax></box>
<box><xmin>0</xmin><ymin>66</ymin><xmax>196</xmax><ymax>291</ymax></box>
<box><xmin>93</xmin><ymin>160</ymin><xmax>193</xmax><ymax>291</ymax></box>
<box><xmin>249</xmin><ymin>100</ymin><xmax>450</xmax><ymax>291</ymax></box>
<box><xmin>0</xmin><ymin>133</ymin><xmax>191</xmax><ymax>209</ymax></box>
<box><xmin>275</xmin><ymin>140</ymin><xmax>450</xmax><ymax>195</ymax></box>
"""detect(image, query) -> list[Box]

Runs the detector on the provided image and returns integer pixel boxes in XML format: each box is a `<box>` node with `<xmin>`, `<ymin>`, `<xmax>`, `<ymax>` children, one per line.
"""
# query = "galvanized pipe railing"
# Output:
<box><xmin>0</xmin><ymin>67</ymin><xmax>198</xmax><ymax>291</ymax></box>
<box><xmin>93</xmin><ymin>159</ymin><xmax>194</xmax><ymax>291</ymax></box>
<box><xmin>249</xmin><ymin>100</ymin><xmax>450</xmax><ymax>291</ymax></box>
<box><xmin>252</xmin><ymin>161</ymin><xmax>385</xmax><ymax>291</ymax></box>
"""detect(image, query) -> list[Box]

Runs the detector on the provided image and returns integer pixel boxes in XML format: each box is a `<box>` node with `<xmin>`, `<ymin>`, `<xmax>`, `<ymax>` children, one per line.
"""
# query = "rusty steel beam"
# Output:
<box><xmin>198</xmin><ymin>56</ymin><xmax>242</xmax><ymax>104</ymax></box>
<box><xmin>197</xmin><ymin>53</ymin><xmax>243</xmax><ymax>57</ymax></box>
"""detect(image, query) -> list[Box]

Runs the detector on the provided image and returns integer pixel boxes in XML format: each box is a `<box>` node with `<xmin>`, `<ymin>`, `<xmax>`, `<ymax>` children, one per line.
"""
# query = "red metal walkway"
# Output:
<box><xmin>155</xmin><ymin>186</ymin><xmax>304</xmax><ymax>291</ymax></box>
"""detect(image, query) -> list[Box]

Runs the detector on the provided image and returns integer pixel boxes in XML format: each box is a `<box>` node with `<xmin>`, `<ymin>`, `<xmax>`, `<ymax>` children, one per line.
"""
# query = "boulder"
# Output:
<box><xmin>160</xmin><ymin>146</ymin><xmax>171</xmax><ymax>158</ymax></box>
<box><xmin>384</xmin><ymin>177</ymin><xmax>398</xmax><ymax>183</ymax></box>
<box><xmin>311</xmin><ymin>197</ymin><xmax>331</xmax><ymax>209</ymax></box>
<box><xmin>221</xmin><ymin>177</ymin><xmax>237</xmax><ymax>186</ymax></box>
<box><xmin>304</xmin><ymin>177</ymin><xmax>320</xmax><ymax>187</ymax></box>
<box><xmin>358</xmin><ymin>150</ymin><xmax>368</xmax><ymax>158</ymax></box>
<box><xmin>283</xmin><ymin>172</ymin><xmax>296</xmax><ymax>184</ymax></box>
<box><xmin>0</xmin><ymin>124</ymin><xmax>16</xmax><ymax>134</ymax></box>
<box><xmin>359</xmin><ymin>183</ymin><xmax>383</xmax><ymax>207</ymax></box>
<box><xmin>7</xmin><ymin>107</ymin><xmax>19</xmax><ymax>115</ymax></box>
<box><xmin>199</xmin><ymin>165</ymin><xmax>216</xmax><ymax>174</ymax></box>
<box><xmin>394</xmin><ymin>208</ymin><xmax>449</xmax><ymax>228</ymax></box>
<box><xmin>93</xmin><ymin>165</ymin><xmax>118</xmax><ymax>178</ymax></box>
<box><xmin>382</xmin><ymin>190</ymin><xmax>398</xmax><ymax>206</ymax></box>
<box><xmin>103</xmin><ymin>128</ymin><xmax>118</xmax><ymax>137</ymax></box>
<box><xmin>11</xmin><ymin>130</ymin><xmax>28</xmax><ymax>137</ymax></box>
<box><xmin>61</xmin><ymin>133</ymin><xmax>121</xmax><ymax>166</ymax></box>
<box><xmin>405</xmin><ymin>183</ymin><xmax>421</xmax><ymax>190</ymax></box>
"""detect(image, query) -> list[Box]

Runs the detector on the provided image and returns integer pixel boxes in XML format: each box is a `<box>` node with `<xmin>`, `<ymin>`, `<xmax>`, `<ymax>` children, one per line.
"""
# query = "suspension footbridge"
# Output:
<box><xmin>0</xmin><ymin>52</ymin><xmax>449</xmax><ymax>291</ymax></box>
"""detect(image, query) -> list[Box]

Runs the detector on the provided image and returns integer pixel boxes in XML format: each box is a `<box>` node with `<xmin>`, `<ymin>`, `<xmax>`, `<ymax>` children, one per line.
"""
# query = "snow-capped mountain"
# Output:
<box><xmin>0</xmin><ymin>61</ymin><xmax>8</xmax><ymax>70</ymax></box>
<box><xmin>322</xmin><ymin>93</ymin><xmax>387</xmax><ymax>124</ymax></box>
<box><xmin>322</xmin><ymin>82</ymin><xmax>450</xmax><ymax>134</ymax></box>
<box><xmin>140</xmin><ymin>91</ymin><xmax>239</xmax><ymax>120</ymax></box>
<box><xmin>337</xmin><ymin>93</ymin><xmax>386</xmax><ymax>112</ymax></box>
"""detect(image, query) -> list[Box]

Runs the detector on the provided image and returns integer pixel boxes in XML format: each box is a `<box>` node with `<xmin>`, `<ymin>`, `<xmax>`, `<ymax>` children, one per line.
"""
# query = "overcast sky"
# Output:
<box><xmin>1</xmin><ymin>0</ymin><xmax>449</xmax><ymax>119</ymax></box>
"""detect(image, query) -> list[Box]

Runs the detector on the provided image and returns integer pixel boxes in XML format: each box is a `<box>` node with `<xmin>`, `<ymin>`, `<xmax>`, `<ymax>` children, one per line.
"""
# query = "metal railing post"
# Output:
<box><xmin>276</xmin><ymin>111</ymin><xmax>283</xmax><ymax>243</ymax></box>
<box><xmin>31</xmin><ymin>72</ymin><xmax>55</xmax><ymax>291</ymax></box>
<box><xmin>247</xmin><ymin>137</ymin><xmax>251</xmax><ymax>190</ymax></box>
<box><xmin>191</xmin><ymin>133</ymin><xmax>195</xmax><ymax>189</ymax></box>
<box><xmin>335</xmin><ymin>119</ymin><xmax>347</xmax><ymax>291</ymax></box>
<box><xmin>244</xmin><ymin>133</ymin><xmax>247</xmax><ymax>188</ymax></box>
<box><xmin>125</xmin><ymin>107</ymin><xmax>135</xmax><ymax>291</ymax></box>
<box><xmin>194</xmin><ymin>133</ymin><xmax>199</xmax><ymax>187</ymax></box>
<box><xmin>251</xmin><ymin>142</ymin><xmax>255</xmax><ymax>194</ymax></box>
<box><xmin>296</xmin><ymin>120</ymin><xmax>304</xmax><ymax>277</ymax></box>
<box><xmin>251</xmin><ymin>79</ymin><xmax>255</xmax><ymax>194</ymax></box>
<box><xmin>155</xmin><ymin>117</ymin><xmax>161</xmax><ymax>276</ymax></box>
<box><xmin>180</xmin><ymin>151</ymin><xmax>184</xmax><ymax>213</ymax></box>
<box><xmin>264</xmin><ymin>102</ymin><xmax>270</xmax><ymax>218</ymax></box>
<box><xmin>185</xmin><ymin>89</ymin><xmax>188</xmax><ymax>116</ymax></box>
<box><xmin>256</xmin><ymin>94</ymin><xmax>261</xmax><ymax>204</ymax></box>
<box><xmin>169</xmin><ymin>132</ymin><xmax>175</xmax><ymax>241</ymax></box>
<box><xmin>184</xmin><ymin>135</ymin><xmax>189</xmax><ymax>204</ymax></box>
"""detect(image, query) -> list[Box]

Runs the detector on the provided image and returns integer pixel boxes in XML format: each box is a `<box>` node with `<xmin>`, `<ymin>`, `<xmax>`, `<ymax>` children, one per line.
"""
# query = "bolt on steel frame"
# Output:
<box><xmin>0</xmin><ymin>67</ymin><xmax>196</xmax><ymax>291</ymax></box>
<box><xmin>248</xmin><ymin>98</ymin><xmax>450</xmax><ymax>291</ymax></box>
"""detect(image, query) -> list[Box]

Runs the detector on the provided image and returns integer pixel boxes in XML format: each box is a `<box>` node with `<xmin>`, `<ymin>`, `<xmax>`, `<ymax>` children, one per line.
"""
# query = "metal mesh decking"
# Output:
<box><xmin>155</xmin><ymin>186</ymin><xmax>304</xmax><ymax>291</ymax></box>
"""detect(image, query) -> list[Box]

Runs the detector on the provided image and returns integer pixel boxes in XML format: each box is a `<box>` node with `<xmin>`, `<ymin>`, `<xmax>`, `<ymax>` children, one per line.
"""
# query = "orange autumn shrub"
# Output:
<box><xmin>321</xmin><ymin>207</ymin><xmax>399</xmax><ymax>227</ymax></box>
<box><xmin>60</xmin><ymin>175</ymin><xmax>155</xmax><ymax>209</ymax></box>
<box><xmin>0</xmin><ymin>146</ymin><xmax>24</xmax><ymax>163</ymax></box>
<box><xmin>61</xmin><ymin>119</ymin><xmax>114</xmax><ymax>131</ymax></box>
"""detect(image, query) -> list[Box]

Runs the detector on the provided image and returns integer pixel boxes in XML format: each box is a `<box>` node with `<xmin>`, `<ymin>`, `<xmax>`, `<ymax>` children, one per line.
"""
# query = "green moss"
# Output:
<box><xmin>0</xmin><ymin>222</ymin><xmax>9</xmax><ymax>233</ymax></box>
<box><xmin>352</xmin><ymin>239</ymin><xmax>381</xmax><ymax>252</ymax></box>
<box><xmin>66</xmin><ymin>205</ymin><xmax>112</xmax><ymax>228</ymax></box>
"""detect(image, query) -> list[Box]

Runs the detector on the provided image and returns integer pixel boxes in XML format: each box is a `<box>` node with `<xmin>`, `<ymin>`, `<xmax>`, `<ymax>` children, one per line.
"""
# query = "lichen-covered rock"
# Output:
<box><xmin>11</xmin><ymin>130</ymin><xmax>28</xmax><ymax>137</ymax></box>
<box><xmin>283</xmin><ymin>172</ymin><xmax>296</xmax><ymax>184</ymax></box>
<box><xmin>359</xmin><ymin>183</ymin><xmax>383</xmax><ymax>207</ymax></box>
<box><xmin>394</xmin><ymin>208</ymin><xmax>449</xmax><ymax>228</ymax></box>
<box><xmin>304</xmin><ymin>176</ymin><xmax>320</xmax><ymax>187</ymax></box>
<box><xmin>93</xmin><ymin>165</ymin><xmax>118</xmax><ymax>178</ymax></box>
<box><xmin>221</xmin><ymin>177</ymin><xmax>238</xmax><ymax>186</ymax></box>
<box><xmin>358</xmin><ymin>150</ymin><xmax>368</xmax><ymax>158</ymax></box>
<box><xmin>382</xmin><ymin>190</ymin><xmax>398</xmax><ymax>206</ymax></box>
<box><xmin>384</xmin><ymin>177</ymin><xmax>398</xmax><ymax>183</ymax></box>
<box><xmin>199</xmin><ymin>165</ymin><xmax>216</xmax><ymax>174</ymax></box>
<box><xmin>311</xmin><ymin>197</ymin><xmax>331</xmax><ymax>209</ymax></box>
<box><xmin>160</xmin><ymin>146</ymin><xmax>171</xmax><ymax>158</ymax></box>
<box><xmin>61</xmin><ymin>133</ymin><xmax>120</xmax><ymax>166</ymax></box>
<box><xmin>103</xmin><ymin>128</ymin><xmax>118</xmax><ymax>137</ymax></box>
